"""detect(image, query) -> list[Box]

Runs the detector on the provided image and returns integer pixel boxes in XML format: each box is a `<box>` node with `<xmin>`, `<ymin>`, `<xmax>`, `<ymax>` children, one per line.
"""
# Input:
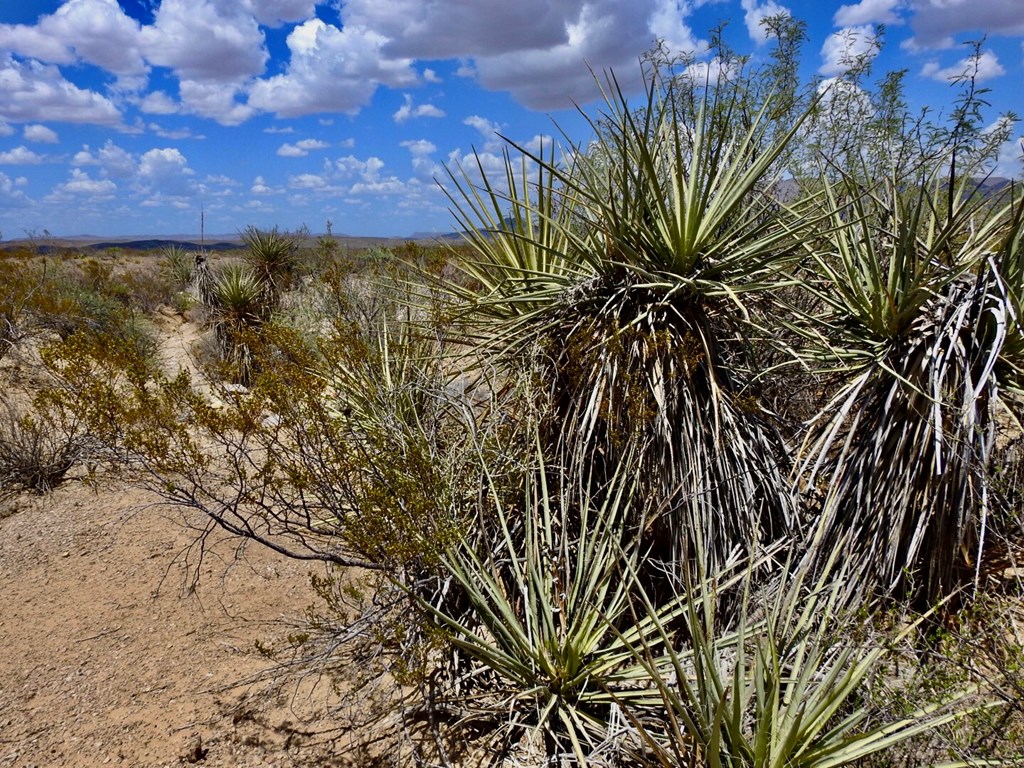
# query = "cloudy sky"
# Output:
<box><xmin>0</xmin><ymin>0</ymin><xmax>1022</xmax><ymax>238</ymax></box>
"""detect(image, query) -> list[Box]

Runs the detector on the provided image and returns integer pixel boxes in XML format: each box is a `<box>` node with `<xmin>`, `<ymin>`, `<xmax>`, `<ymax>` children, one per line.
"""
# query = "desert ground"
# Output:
<box><xmin>0</xmin><ymin>312</ymin><xmax>351</xmax><ymax>768</ymax></box>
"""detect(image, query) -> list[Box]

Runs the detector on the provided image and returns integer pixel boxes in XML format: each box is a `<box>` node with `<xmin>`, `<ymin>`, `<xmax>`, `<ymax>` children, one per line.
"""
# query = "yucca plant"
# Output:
<box><xmin>443</xmin><ymin>69</ymin><xmax>814</xmax><ymax>584</ymax></box>
<box><xmin>160</xmin><ymin>243</ymin><xmax>196</xmax><ymax>290</ymax></box>
<box><xmin>990</xmin><ymin>190</ymin><xmax>1024</xmax><ymax>395</ymax></box>
<box><xmin>793</xmin><ymin>164</ymin><xmax>1021</xmax><ymax>604</ymax></box>
<box><xmin>618</xmin><ymin>544</ymin><xmax>1001</xmax><ymax>767</ymax></box>
<box><xmin>416</xmin><ymin>437</ymin><xmax>721</xmax><ymax>764</ymax></box>
<box><xmin>242</xmin><ymin>225</ymin><xmax>298</xmax><ymax>303</ymax></box>
<box><xmin>206</xmin><ymin>261</ymin><xmax>271</xmax><ymax>384</ymax></box>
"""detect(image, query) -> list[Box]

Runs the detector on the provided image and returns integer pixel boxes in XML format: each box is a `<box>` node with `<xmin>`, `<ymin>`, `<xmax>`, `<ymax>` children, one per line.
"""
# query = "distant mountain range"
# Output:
<box><xmin>2</xmin><ymin>177</ymin><xmax>1015</xmax><ymax>254</ymax></box>
<box><xmin>0</xmin><ymin>232</ymin><xmax>459</xmax><ymax>254</ymax></box>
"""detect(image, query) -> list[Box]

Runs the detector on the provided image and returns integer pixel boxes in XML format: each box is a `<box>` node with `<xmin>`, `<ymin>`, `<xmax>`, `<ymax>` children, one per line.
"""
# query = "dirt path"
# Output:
<box><xmin>0</xmin><ymin>480</ymin><xmax>348</xmax><ymax>767</ymax></box>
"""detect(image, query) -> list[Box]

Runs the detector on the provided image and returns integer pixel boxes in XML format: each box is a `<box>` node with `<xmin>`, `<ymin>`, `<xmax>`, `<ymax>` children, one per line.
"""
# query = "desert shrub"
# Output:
<box><xmin>0</xmin><ymin>258</ymin><xmax>158</xmax><ymax>361</ymax></box>
<box><xmin>0</xmin><ymin>395</ymin><xmax>89</xmax><ymax>498</ymax></box>
<box><xmin>0</xmin><ymin>258</ymin><xmax>42</xmax><ymax>359</ymax></box>
<box><xmin>39</xmin><ymin>292</ymin><xmax>482</xmax><ymax>568</ymax></box>
<box><xmin>840</xmin><ymin>594</ymin><xmax>1024</xmax><ymax>767</ymax></box>
<box><xmin>292</xmin><ymin>220</ymin><xmax>348</xmax><ymax>280</ymax></box>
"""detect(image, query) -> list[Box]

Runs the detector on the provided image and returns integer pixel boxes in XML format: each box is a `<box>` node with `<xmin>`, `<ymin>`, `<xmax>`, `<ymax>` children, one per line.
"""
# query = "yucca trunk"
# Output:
<box><xmin>802</xmin><ymin>269</ymin><xmax>1003</xmax><ymax>605</ymax></box>
<box><xmin>541</xmin><ymin>272</ymin><xmax>793</xmax><ymax>582</ymax></box>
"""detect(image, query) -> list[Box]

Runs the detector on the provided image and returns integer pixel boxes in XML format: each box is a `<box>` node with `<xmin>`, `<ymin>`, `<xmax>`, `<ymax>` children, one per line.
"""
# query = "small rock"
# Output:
<box><xmin>183</xmin><ymin>733</ymin><xmax>207</xmax><ymax>764</ymax></box>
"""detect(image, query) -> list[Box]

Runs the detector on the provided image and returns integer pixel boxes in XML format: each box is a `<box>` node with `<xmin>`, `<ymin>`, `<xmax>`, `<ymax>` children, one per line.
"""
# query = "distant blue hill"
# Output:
<box><xmin>83</xmin><ymin>239</ymin><xmax>244</xmax><ymax>252</ymax></box>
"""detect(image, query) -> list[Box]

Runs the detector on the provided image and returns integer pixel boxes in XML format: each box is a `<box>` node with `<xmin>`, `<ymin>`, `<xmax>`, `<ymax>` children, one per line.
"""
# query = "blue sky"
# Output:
<box><xmin>0</xmin><ymin>0</ymin><xmax>1022</xmax><ymax>239</ymax></box>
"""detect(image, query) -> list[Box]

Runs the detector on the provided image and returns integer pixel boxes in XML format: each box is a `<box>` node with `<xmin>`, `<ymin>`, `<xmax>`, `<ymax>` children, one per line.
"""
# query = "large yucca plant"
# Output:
<box><xmin>443</xmin><ymin>69</ymin><xmax>814</xmax><ymax>581</ymax></box>
<box><xmin>794</xmin><ymin>166</ymin><xmax>1021</xmax><ymax>604</ymax></box>
<box><xmin>242</xmin><ymin>225</ymin><xmax>298</xmax><ymax>302</ymax></box>
<box><xmin>207</xmin><ymin>262</ymin><xmax>271</xmax><ymax>384</ymax></box>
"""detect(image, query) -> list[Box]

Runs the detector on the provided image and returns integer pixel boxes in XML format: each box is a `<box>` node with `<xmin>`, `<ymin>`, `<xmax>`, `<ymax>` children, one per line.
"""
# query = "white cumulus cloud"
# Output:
<box><xmin>908</xmin><ymin>0</ymin><xmax>1024</xmax><ymax>49</ymax></box>
<box><xmin>740</xmin><ymin>0</ymin><xmax>791</xmax><ymax>43</ymax></box>
<box><xmin>0</xmin><ymin>55</ymin><xmax>122</xmax><ymax>126</ymax></box>
<box><xmin>0</xmin><ymin>146</ymin><xmax>44</xmax><ymax>165</ymax></box>
<box><xmin>342</xmin><ymin>0</ymin><xmax>705</xmax><ymax>110</ymax></box>
<box><xmin>464</xmin><ymin>115</ymin><xmax>505</xmax><ymax>152</ymax></box>
<box><xmin>140</xmin><ymin>0</ymin><xmax>268</xmax><ymax>82</ymax></box>
<box><xmin>402</xmin><ymin>139</ymin><xmax>442</xmax><ymax>179</ymax></box>
<box><xmin>248</xmin><ymin>18</ymin><xmax>417</xmax><ymax>118</ymax></box>
<box><xmin>250</xmin><ymin>0</ymin><xmax>318</xmax><ymax>26</ymax></box>
<box><xmin>23</xmin><ymin>124</ymin><xmax>59</xmax><ymax>143</ymax></box>
<box><xmin>251</xmin><ymin>175</ymin><xmax>277</xmax><ymax>194</ymax></box>
<box><xmin>834</xmin><ymin>0</ymin><xmax>904</xmax><ymax>26</ymax></box>
<box><xmin>333</xmin><ymin>155</ymin><xmax>386</xmax><ymax>183</ymax></box>
<box><xmin>177</xmin><ymin>80</ymin><xmax>254</xmax><ymax>126</ymax></box>
<box><xmin>820</xmin><ymin>25</ymin><xmax>881</xmax><ymax>75</ymax></box>
<box><xmin>393</xmin><ymin>94</ymin><xmax>446</xmax><ymax>123</ymax></box>
<box><xmin>50</xmin><ymin>168</ymin><xmax>118</xmax><ymax>199</ymax></box>
<box><xmin>137</xmin><ymin>91</ymin><xmax>179</xmax><ymax>115</ymax></box>
<box><xmin>72</xmin><ymin>140</ymin><xmax>137</xmax><ymax>178</ymax></box>
<box><xmin>921</xmin><ymin>49</ymin><xmax>1005</xmax><ymax>82</ymax></box>
<box><xmin>289</xmin><ymin>173</ymin><xmax>327</xmax><ymax>189</ymax></box>
<box><xmin>0</xmin><ymin>171</ymin><xmax>31</xmax><ymax>207</ymax></box>
<box><xmin>136</xmin><ymin>147</ymin><xmax>196</xmax><ymax>196</ymax></box>
<box><xmin>649</xmin><ymin>0</ymin><xmax>706</xmax><ymax>53</ymax></box>
<box><xmin>39</xmin><ymin>0</ymin><xmax>147</xmax><ymax>76</ymax></box>
<box><xmin>277</xmin><ymin>138</ymin><xmax>330</xmax><ymax>156</ymax></box>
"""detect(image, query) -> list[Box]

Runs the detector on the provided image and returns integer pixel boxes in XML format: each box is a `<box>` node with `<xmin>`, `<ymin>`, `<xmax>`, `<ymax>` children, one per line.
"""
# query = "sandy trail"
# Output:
<box><xmin>0</xmin><ymin>315</ymin><xmax>351</xmax><ymax>767</ymax></box>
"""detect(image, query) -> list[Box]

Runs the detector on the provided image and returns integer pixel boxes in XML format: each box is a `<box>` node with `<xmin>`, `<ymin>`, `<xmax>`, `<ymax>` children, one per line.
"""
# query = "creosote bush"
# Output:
<box><xmin>0</xmin><ymin>256</ymin><xmax>158</xmax><ymax>363</ymax></box>
<box><xmin>0</xmin><ymin>395</ymin><xmax>89</xmax><ymax>499</ymax></box>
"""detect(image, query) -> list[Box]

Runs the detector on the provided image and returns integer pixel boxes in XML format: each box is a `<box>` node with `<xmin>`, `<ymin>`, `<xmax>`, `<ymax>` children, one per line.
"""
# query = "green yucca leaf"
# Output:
<box><xmin>210</xmin><ymin>262</ymin><xmax>268</xmax><ymax>320</ymax></box>
<box><xmin>618</xmin><ymin>548</ymin><xmax>1001</xmax><ymax>768</ymax></box>
<box><xmin>241</xmin><ymin>225</ymin><xmax>297</xmax><ymax>296</ymax></box>
<box><xmin>410</xmin><ymin>438</ymin><xmax>695</xmax><ymax>763</ymax></box>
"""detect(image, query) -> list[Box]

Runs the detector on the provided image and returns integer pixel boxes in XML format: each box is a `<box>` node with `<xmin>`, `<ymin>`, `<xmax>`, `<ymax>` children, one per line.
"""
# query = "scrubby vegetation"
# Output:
<box><xmin>2</xmin><ymin>19</ymin><xmax>1023</xmax><ymax>767</ymax></box>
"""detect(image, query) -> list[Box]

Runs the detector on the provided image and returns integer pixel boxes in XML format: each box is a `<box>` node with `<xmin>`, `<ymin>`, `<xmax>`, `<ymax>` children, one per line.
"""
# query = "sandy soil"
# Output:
<box><xmin>0</xmin><ymin>482</ymin><xmax>353</xmax><ymax>768</ymax></box>
<box><xmin>0</xmin><ymin>314</ymin><xmax>353</xmax><ymax>767</ymax></box>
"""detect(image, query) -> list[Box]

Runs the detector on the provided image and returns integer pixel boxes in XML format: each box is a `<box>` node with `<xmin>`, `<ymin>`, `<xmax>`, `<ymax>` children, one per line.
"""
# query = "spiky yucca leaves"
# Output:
<box><xmin>207</xmin><ymin>262</ymin><xmax>271</xmax><ymax>384</ymax></box>
<box><xmin>990</xmin><ymin>192</ymin><xmax>1024</xmax><ymax>397</ymax></box>
<box><xmin>620</xmin><ymin>548</ymin><xmax>999</xmax><ymax>768</ymax></box>
<box><xmin>160</xmin><ymin>244</ymin><xmax>196</xmax><ymax>289</ymax></box>
<box><xmin>444</xmin><ymin>71</ymin><xmax>808</xmax><ymax>581</ymax></box>
<box><xmin>417</xmin><ymin>439</ymin><xmax>710</xmax><ymax>765</ymax></box>
<box><xmin>242</xmin><ymin>225</ymin><xmax>298</xmax><ymax>302</ymax></box>
<box><xmin>443</xmin><ymin>143</ymin><xmax>594</xmax><ymax>349</ymax></box>
<box><xmin>795</xmin><ymin>170</ymin><xmax>1021</xmax><ymax>604</ymax></box>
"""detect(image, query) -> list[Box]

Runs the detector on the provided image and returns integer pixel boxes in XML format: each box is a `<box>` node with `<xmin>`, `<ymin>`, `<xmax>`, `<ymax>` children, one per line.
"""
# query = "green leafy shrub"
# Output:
<box><xmin>0</xmin><ymin>258</ymin><xmax>41</xmax><ymax>359</ymax></box>
<box><xmin>0</xmin><ymin>257</ymin><xmax>157</xmax><ymax>362</ymax></box>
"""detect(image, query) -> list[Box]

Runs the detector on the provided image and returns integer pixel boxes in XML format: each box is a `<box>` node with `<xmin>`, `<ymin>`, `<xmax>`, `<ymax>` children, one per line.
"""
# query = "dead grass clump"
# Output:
<box><xmin>0</xmin><ymin>396</ymin><xmax>88</xmax><ymax>499</ymax></box>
